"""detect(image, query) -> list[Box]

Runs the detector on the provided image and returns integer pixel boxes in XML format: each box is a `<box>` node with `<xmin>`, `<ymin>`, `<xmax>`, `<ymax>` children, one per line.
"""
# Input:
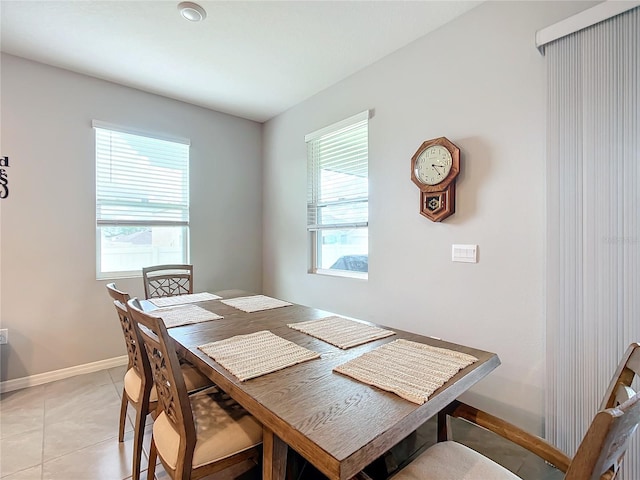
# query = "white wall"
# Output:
<box><xmin>0</xmin><ymin>54</ymin><xmax>263</xmax><ymax>381</ymax></box>
<box><xmin>263</xmin><ymin>1</ymin><xmax>595</xmax><ymax>433</ymax></box>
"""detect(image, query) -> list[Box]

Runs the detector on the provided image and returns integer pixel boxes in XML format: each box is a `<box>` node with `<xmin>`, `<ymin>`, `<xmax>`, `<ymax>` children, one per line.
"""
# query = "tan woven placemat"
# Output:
<box><xmin>219</xmin><ymin>295</ymin><xmax>292</xmax><ymax>313</ymax></box>
<box><xmin>198</xmin><ymin>330</ymin><xmax>320</xmax><ymax>381</ymax></box>
<box><xmin>149</xmin><ymin>292</ymin><xmax>222</xmax><ymax>307</ymax></box>
<box><xmin>148</xmin><ymin>304</ymin><xmax>223</xmax><ymax>328</ymax></box>
<box><xmin>288</xmin><ymin>316</ymin><xmax>395</xmax><ymax>349</ymax></box>
<box><xmin>334</xmin><ymin>339</ymin><xmax>478</xmax><ymax>404</ymax></box>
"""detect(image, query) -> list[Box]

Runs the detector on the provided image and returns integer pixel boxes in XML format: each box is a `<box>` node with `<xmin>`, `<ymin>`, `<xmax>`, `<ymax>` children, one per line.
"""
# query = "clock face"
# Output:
<box><xmin>415</xmin><ymin>145</ymin><xmax>453</xmax><ymax>186</ymax></box>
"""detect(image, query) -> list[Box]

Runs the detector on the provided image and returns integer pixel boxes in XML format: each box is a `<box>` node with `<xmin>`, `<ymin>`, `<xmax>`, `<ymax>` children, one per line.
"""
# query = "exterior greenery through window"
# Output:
<box><xmin>306</xmin><ymin>111</ymin><xmax>369</xmax><ymax>277</ymax></box>
<box><xmin>94</xmin><ymin>121</ymin><xmax>190</xmax><ymax>279</ymax></box>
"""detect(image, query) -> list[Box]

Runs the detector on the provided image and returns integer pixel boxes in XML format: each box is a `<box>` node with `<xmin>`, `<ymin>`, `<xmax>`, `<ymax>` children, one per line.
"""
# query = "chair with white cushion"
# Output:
<box><xmin>127</xmin><ymin>297</ymin><xmax>263</xmax><ymax>480</ymax></box>
<box><xmin>392</xmin><ymin>343</ymin><xmax>640</xmax><ymax>480</ymax></box>
<box><xmin>106</xmin><ymin>283</ymin><xmax>213</xmax><ymax>480</ymax></box>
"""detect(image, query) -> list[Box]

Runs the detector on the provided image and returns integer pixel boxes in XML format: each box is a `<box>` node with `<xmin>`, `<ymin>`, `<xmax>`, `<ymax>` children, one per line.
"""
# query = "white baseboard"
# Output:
<box><xmin>0</xmin><ymin>355</ymin><xmax>128</xmax><ymax>393</ymax></box>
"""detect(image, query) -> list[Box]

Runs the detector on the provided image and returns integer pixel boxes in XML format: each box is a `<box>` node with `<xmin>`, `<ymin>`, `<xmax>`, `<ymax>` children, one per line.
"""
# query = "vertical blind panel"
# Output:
<box><xmin>546</xmin><ymin>8</ymin><xmax>639</xmax><ymax>480</ymax></box>
<box><xmin>95</xmin><ymin>127</ymin><xmax>189</xmax><ymax>223</ymax></box>
<box><xmin>307</xmin><ymin>118</ymin><xmax>368</xmax><ymax>228</ymax></box>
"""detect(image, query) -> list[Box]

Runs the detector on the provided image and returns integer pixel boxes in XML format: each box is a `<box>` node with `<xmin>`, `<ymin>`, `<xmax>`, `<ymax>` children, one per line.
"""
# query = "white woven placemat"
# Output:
<box><xmin>334</xmin><ymin>340</ymin><xmax>478</xmax><ymax>404</ymax></box>
<box><xmin>149</xmin><ymin>292</ymin><xmax>222</xmax><ymax>307</ymax></box>
<box><xmin>148</xmin><ymin>304</ymin><xmax>223</xmax><ymax>328</ymax></box>
<box><xmin>219</xmin><ymin>295</ymin><xmax>292</xmax><ymax>313</ymax></box>
<box><xmin>288</xmin><ymin>316</ymin><xmax>395</xmax><ymax>349</ymax></box>
<box><xmin>198</xmin><ymin>330</ymin><xmax>319</xmax><ymax>381</ymax></box>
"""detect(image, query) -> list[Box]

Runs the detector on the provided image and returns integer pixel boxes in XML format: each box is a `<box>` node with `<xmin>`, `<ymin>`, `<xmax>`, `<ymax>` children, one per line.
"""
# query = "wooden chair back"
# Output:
<box><xmin>567</xmin><ymin>343</ymin><xmax>640</xmax><ymax>480</ymax></box>
<box><xmin>601</xmin><ymin>343</ymin><xmax>640</xmax><ymax>410</ymax></box>
<box><xmin>142</xmin><ymin>264</ymin><xmax>193</xmax><ymax>299</ymax></box>
<box><xmin>106</xmin><ymin>283</ymin><xmax>151</xmax><ymax>384</ymax></box>
<box><xmin>126</xmin><ymin>298</ymin><xmax>197</xmax><ymax>470</ymax></box>
<box><xmin>566</xmin><ymin>393</ymin><xmax>640</xmax><ymax>480</ymax></box>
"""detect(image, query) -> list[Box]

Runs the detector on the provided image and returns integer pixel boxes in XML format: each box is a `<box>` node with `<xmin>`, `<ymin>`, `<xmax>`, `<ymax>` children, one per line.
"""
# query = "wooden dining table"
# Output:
<box><xmin>157</xmin><ymin>292</ymin><xmax>500</xmax><ymax>480</ymax></box>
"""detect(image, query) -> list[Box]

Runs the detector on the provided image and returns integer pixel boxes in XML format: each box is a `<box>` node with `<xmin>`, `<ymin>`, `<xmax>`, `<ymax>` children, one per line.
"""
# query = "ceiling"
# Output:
<box><xmin>0</xmin><ymin>1</ymin><xmax>480</xmax><ymax>123</ymax></box>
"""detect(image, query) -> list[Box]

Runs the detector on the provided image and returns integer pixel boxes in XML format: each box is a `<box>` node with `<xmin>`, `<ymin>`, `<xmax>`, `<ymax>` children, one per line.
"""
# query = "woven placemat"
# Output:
<box><xmin>288</xmin><ymin>316</ymin><xmax>395</xmax><ymax>349</ymax></box>
<box><xmin>219</xmin><ymin>295</ymin><xmax>292</xmax><ymax>313</ymax></box>
<box><xmin>334</xmin><ymin>340</ymin><xmax>478</xmax><ymax>404</ymax></box>
<box><xmin>198</xmin><ymin>330</ymin><xmax>319</xmax><ymax>381</ymax></box>
<box><xmin>149</xmin><ymin>292</ymin><xmax>222</xmax><ymax>307</ymax></box>
<box><xmin>148</xmin><ymin>304</ymin><xmax>223</xmax><ymax>328</ymax></box>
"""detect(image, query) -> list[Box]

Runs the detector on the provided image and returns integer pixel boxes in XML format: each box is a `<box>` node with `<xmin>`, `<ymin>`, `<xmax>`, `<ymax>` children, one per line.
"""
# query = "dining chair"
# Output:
<box><xmin>392</xmin><ymin>343</ymin><xmax>640</xmax><ymax>480</ymax></box>
<box><xmin>127</xmin><ymin>297</ymin><xmax>263</xmax><ymax>480</ymax></box>
<box><xmin>142</xmin><ymin>264</ymin><xmax>193</xmax><ymax>299</ymax></box>
<box><xmin>106</xmin><ymin>283</ymin><xmax>214</xmax><ymax>480</ymax></box>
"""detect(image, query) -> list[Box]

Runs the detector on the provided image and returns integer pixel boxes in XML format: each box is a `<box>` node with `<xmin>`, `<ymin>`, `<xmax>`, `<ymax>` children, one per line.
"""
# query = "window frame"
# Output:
<box><xmin>93</xmin><ymin>121</ymin><xmax>191</xmax><ymax>280</ymax></box>
<box><xmin>305</xmin><ymin>111</ymin><xmax>369</xmax><ymax>279</ymax></box>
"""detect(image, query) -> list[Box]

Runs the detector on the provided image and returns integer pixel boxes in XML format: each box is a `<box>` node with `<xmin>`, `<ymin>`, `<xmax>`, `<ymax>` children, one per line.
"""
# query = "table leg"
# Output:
<box><xmin>262</xmin><ymin>427</ymin><xmax>287</xmax><ymax>480</ymax></box>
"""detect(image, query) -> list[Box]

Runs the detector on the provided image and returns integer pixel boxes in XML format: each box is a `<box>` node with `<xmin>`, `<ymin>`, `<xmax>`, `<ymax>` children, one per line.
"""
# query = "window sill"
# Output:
<box><xmin>311</xmin><ymin>269</ymin><xmax>368</xmax><ymax>280</ymax></box>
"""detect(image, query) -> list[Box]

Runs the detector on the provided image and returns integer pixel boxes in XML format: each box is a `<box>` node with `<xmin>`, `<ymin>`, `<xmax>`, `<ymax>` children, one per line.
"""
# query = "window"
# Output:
<box><xmin>306</xmin><ymin>111</ymin><xmax>369</xmax><ymax>277</ymax></box>
<box><xmin>94</xmin><ymin>121</ymin><xmax>190</xmax><ymax>279</ymax></box>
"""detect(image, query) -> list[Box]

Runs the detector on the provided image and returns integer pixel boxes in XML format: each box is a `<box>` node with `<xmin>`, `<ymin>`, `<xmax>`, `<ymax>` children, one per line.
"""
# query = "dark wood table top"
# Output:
<box><xmin>163</xmin><ymin>294</ymin><xmax>500</xmax><ymax>480</ymax></box>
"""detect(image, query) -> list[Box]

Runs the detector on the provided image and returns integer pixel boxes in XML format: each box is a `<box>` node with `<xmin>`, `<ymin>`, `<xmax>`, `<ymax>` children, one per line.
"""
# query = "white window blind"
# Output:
<box><xmin>545</xmin><ymin>7</ymin><xmax>639</xmax><ymax>480</ymax></box>
<box><xmin>94</xmin><ymin>121</ymin><xmax>190</xmax><ymax>278</ymax></box>
<box><xmin>95</xmin><ymin>124</ymin><xmax>189</xmax><ymax>226</ymax></box>
<box><xmin>306</xmin><ymin>112</ymin><xmax>369</xmax><ymax>230</ymax></box>
<box><xmin>306</xmin><ymin>111</ymin><xmax>369</xmax><ymax>275</ymax></box>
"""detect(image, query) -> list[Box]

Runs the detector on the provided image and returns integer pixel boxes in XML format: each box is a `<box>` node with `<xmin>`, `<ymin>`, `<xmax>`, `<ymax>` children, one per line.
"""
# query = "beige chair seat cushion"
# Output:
<box><xmin>393</xmin><ymin>441</ymin><xmax>521</xmax><ymax>480</ymax></box>
<box><xmin>153</xmin><ymin>390</ymin><xmax>263</xmax><ymax>469</ymax></box>
<box><xmin>179</xmin><ymin>362</ymin><xmax>213</xmax><ymax>393</ymax></box>
<box><xmin>124</xmin><ymin>362</ymin><xmax>212</xmax><ymax>404</ymax></box>
<box><xmin>124</xmin><ymin>367</ymin><xmax>153</xmax><ymax>403</ymax></box>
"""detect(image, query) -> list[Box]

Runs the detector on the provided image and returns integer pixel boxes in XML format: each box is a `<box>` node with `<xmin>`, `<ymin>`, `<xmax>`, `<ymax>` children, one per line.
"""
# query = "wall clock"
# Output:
<box><xmin>410</xmin><ymin>137</ymin><xmax>460</xmax><ymax>222</ymax></box>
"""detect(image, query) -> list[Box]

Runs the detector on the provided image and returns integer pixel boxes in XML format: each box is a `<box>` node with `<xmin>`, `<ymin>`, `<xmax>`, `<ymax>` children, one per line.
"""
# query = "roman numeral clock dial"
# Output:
<box><xmin>410</xmin><ymin>137</ymin><xmax>460</xmax><ymax>222</ymax></box>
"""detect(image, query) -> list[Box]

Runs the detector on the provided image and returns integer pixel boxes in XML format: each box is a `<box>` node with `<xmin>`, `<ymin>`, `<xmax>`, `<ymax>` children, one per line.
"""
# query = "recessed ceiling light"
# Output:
<box><xmin>178</xmin><ymin>2</ymin><xmax>207</xmax><ymax>22</ymax></box>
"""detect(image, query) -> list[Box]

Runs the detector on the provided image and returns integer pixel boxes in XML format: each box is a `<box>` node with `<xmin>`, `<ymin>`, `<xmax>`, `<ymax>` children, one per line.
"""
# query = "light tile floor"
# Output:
<box><xmin>1</xmin><ymin>367</ymin><xmax>563</xmax><ymax>480</ymax></box>
<box><xmin>1</xmin><ymin>366</ymin><xmax>147</xmax><ymax>480</ymax></box>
